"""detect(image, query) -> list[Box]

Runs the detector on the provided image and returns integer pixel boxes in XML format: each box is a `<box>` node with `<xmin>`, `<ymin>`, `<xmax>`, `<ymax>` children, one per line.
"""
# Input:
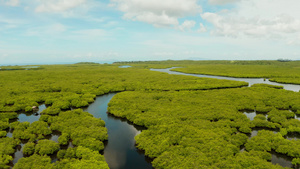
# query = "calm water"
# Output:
<box><xmin>151</xmin><ymin>68</ymin><xmax>300</xmax><ymax>92</ymax></box>
<box><xmin>11</xmin><ymin>94</ymin><xmax>152</xmax><ymax>169</ymax></box>
<box><xmin>272</xmin><ymin>151</ymin><xmax>294</xmax><ymax>168</ymax></box>
<box><xmin>119</xmin><ymin>65</ymin><xmax>132</xmax><ymax>68</ymax></box>
<box><xmin>8</xmin><ymin>67</ymin><xmax>300</xmax><ymax>168</ymax></box>
<box><xmin>83</xmin><ymin>93</ymin><xmax>153</xmax><ymax>169</ymax></box>
<box><xmin>17</xmin><ymin>104</ymin><xmax>46</xmax><ymax>123</ymax></box>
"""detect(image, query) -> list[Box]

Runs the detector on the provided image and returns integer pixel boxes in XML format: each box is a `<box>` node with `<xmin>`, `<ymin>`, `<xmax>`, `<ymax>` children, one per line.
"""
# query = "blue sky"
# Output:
<box><xmin>1</xmin><ymin>0</ymin><xmax>300</xmax><ymax>65</ymax></box>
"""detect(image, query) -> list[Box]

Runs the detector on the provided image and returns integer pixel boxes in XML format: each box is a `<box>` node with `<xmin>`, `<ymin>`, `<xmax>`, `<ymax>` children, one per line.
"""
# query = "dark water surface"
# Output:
<box><xmin>151</xmin><ymin>68</ymin><xmax>300</xmax><ymax>92</ymax></box>
<box><xmin>83</xmin><ymin>93</ymin><xmax>153</xmax><ymax>169</ymax></box>
<box><xmin>12</xmin><ymin>93</ymin><xmax>152</xmax><ymax>169</ymax></box>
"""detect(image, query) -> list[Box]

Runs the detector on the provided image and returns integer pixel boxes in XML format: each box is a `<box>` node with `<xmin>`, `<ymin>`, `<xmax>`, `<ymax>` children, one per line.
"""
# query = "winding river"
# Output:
<box><xmin>8</xmin><ymin>66</ymin><xmax>300</xmax><ymax>168</ymax></box>
<box><xmin>82</xmin><ymin>93</ymin><xmax>152</xmax><ymax>169</ymax></box>
<box><xmin>9</xmin><ymin>93</ymin><xmax>152</xmax><ymax>169</ymax></box>
<box><xmin>151</xmin><ymin>68</ymin><xmax>300</xmax><ymax>92</ymax></box>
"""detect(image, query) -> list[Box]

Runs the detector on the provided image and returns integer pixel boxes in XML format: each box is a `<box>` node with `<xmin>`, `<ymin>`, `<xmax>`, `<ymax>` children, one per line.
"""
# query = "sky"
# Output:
<box><xmin>1</xmin><ymin>0</ymin><xmax>300</xmax><ymax>65</ymax></box>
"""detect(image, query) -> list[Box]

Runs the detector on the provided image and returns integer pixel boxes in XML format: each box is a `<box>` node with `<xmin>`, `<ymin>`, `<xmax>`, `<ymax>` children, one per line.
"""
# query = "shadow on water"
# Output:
<box><xmin>286</xmin><ymin>132</ymin><xmax>300</xmax><ymax>140</ymax></box>
<box><xmin>271</xmin><ymin>151</ymin><xmax>296</xmax><ymax>168</ymax></box>
<box><xmin>83</xmin><ymin>93</ymin><xmax>153</xmax><ymax>169</ymax></box>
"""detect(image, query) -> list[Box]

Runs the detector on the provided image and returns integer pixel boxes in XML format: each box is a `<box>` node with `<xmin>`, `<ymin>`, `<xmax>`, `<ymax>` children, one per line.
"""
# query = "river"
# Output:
<box><xmin>9</xmin><ymin>93</ymin><xmax>152</xmax><ymax>169</ymax></box>
<box><xmin>151</xmin><ymin>68</ymin><xmax>300</xmax><ymax>92</ymax></box>
<box><xmin>8</xmin><ymin>66</ymin><xmax>300</xmax><ymax>168</ymax></box>
<box><xmin>82</xmin><ymin>93</ymin><xmax>152</xmax><ymax>169</ymax></box>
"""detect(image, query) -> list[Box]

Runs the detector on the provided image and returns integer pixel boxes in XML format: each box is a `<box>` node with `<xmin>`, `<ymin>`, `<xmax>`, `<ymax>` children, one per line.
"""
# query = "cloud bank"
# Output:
<box><xmin>110</xmin><ymin>0</ymin><xmax>202</xmax><ymax>27</ymax></box>
<box><xmin>202</xmin><ymin>0</ymin><xmax>300</xmax><ymax>41</ymax></box>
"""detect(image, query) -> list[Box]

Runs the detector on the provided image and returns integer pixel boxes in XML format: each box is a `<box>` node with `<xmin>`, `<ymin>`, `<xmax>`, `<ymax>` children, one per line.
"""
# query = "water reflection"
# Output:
<box><xmin>11</xmin><ymin>143</ymin><xmax>24</xmax><ymax>166</ymax></box>
<box><xmin>271</xmin><ymin>151</ymin><xmax>294</xmax><ymax>168</ymax></box>
<box><xmin>119</xmin><ymin>65</ymin><xmax>132</xmax><ymax>68</ymax></box>
<box><xmin>151</xmin><ymin>68</ymin><xmax>300</xmax><ymax>92</ymax></box>
<box><xmin>18</xmin><ymin>104</ymin><xmax>46</xmax><ymax>123</ymax></box>
<box><xmin>243</xmin><ymin>111</ymin><xmax>256</xmax><ymax>121</ymax></box>
<box><xmin>83</xmin><ymin>93</ymin><xmax>153</xmax><ymax>169</ymax></box>
<box><xmin>8</xmin><ymin>93</ymin><xmax>152</xmax><ymax>169</ymax></box>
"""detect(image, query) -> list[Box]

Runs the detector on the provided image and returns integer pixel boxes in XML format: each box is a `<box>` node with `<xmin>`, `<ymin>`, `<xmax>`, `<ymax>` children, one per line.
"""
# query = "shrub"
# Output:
<box><xmin>35</xmin><ymin>140</ymin><xmax>60</xmax><ymax>155</ymax></box>
<box><xmin>23</xmin><ymin>142</ymin><xmax>35</xmax><ymax>155</ymax></box>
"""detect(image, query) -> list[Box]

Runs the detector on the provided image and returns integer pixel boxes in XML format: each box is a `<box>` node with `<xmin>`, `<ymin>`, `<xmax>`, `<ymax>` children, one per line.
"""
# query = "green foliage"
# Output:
<box><xmin>167</xmin><ymin>60</ymin><xmax>300</xmax><ymax>85</ymax></box>
<box><xmin>73</xmin><ymin>137</ymin><xmax>104</xmax><ymax>151</ymax></box>
<box><xmin>0</xmin><ymin>112</ymin><xmax>18</xmax><ymax>120</ymax></box>
<box><xmin>0</xmin><ymin>154</ymin><xmax>13</xmax><ymax>169</ymax></box>
<box><xmin>251</xmin><ymin>83</ymin><xmax>284</xmax><ymax>89</ymax></box>
<box><xmin>252</xmin><ymin>114</ymin><xmax>278</xmax><ymax>128</ymax></box>
<box><xmin>214</xmin><ymin>150</ymin><xmax>280</xmax><ymax>169</ymax></box>
<box><xmin>12</xmin><ymin>121</ymin><xmax>52</xmax><ymax>141</ymax></box>
<box><xmin>52</xmin><ymin>100</ymin><xmax>70</xmax><ymax>110</ymax></box>
<box><xmin>0</xmin><ymin>137</ymin><xmax>19</xmax><ymax>155</ymax></box>
<box><xmin>0</xmin><ymin>120</ymin><xmax>9</xmax><ymax>130</ymax></box>
<box><xmin>35</xmin><ymin>140</ymin><xmax>60</xmax><ymax>155</ymax></box>
<box><xmin>0</xmin><ymin>131</ymin><xmax>6</xmax><ymax>137</ymax></box>
<box><xmin>279</xmin><ymin>128</ymin><xmax>288</xmax><ymax>136</ymax></box>
<box><xmin>25</xmin><ymin>106</ymin><xmax>33</xmax><ymax>112</ymax></box>
<box><xmin>268</xmin><ymin>109</ymin><xmax>295</xmax><ymax>125</ymax></box>
<box><xmin>13</xmin><ymin>154</ymin><xmax>53</xmax><ymax>169</ymax></box>
<box><xmin>23</xmin><ymin>142</ymin><xmax>35</xmax><ymax>155</ymax></box>
<box><xmin>3</xmin><ymin>61</ymin><xmax>300</xmax><ymax>168</ymax></box>
<box><xmin>245</xmin><ymin>130</ymin><xmax>275</xmax><ymax>151</ymax></box>
<box><xmin>57</xmin><ymin>148</ymin><xmax>76</xmax><ymax>160</ymax></box>
<box><xmin>40</xmin><ymin>107</ymin><xmax>61</xmax><ymax>115</ymax></box>
<box><xmin>58</xmin><ymin>133</ymin><xmax>69</xmax><ymax>145</ymax></box>
<box><xmin>47</xmin><ymin>109</ymin><xmax>107</xmax><ymax>150</ymax></box>
<box><xmin>0</xmin><ymin>64</ymin><xmax>249</xmax><ymax>112</ymax></box>
<box><xmin>54</xmin><ymin>146</ymin><xmax>109</xmax><ymax>169</ymax></box>
<box><xmin>292</xmin><ymin>158</ymin><xmax>300</xmax><ymax>165</ymax></box>
<box><xmin>108</xmin><ymin>86</ymin><xmax>300</xmax><ymax>168</ymax></box>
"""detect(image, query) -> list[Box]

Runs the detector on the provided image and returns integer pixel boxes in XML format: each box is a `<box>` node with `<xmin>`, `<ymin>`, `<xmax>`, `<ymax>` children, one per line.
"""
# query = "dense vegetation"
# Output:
<box><xmin>0</xmin><ymin>63</ymin><xmax>248</xmax><ymax>168</ymax></box>
<box><xmin>120</xmin><ymin>60</ymin><xmax>300</xmax><ymax>85</ymax></box>
<box><xmin>108</xmin><ymin>86</ymin><xmax>300</xmax><ymax>168</ymax></box>
<box><xmin>1</xmin><ymin>61</ymin><xmax>300</xmax><ymax>168</ymax></box>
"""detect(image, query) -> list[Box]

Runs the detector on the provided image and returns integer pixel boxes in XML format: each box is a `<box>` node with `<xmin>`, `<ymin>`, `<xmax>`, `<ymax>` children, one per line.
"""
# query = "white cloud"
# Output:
<box><xmin>5</xmin><ymin>0</ymin><xmax>19</xmax><ymax>6</ymax></box>
<box><xmin>35</xmin><ymin>0</ymin><xmax>86</xmax><ymax>13</ymax></box>
<box><xmin>110</xmin><ymin>0</ymin><xmax>202</xmax><ymax>27</ymax></box>
<box><xmin>178</xmin><ymin>20</ymin><xmax>196</xmax><ymax>31</ymax></box>
<box><xmin>202</xmin><ymin>0</ymin><xmax>300</xmax><ymax>41</ymax></box>
<box><xmin>197</xmin><ymin>23</ymin><xmax>207</xmax><ymax>33</ymax></box>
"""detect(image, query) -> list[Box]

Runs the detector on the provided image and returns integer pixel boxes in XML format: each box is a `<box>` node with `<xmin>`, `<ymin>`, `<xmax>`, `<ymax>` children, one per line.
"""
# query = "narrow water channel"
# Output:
<box><xmin>8</xmin><ymin>67</ymin><xmax>300</xmax><ymax>168</ymax></box>
<box><xmin>151</xmin><ymin>68</ymin><xmax>300</xmax><ymax>92</ymax></box>
<box><xmin>10</xmin><ymin>93</ymin><xmax>152</xmax><ymax>169</ymax></box>
<box><xmin>83</xmin><ymin>93</ymin><xmax>153</xmax><ymax>169</ymax></box>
